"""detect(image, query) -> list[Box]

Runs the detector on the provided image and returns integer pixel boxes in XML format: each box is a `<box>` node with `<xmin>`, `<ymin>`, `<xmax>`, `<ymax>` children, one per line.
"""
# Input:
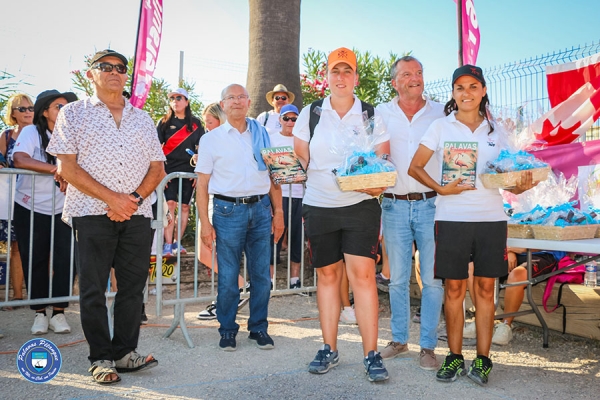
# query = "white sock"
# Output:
<box><xmin>380</xmin><ymin>272</ymin><xmax>389</xmax><ymax>280</ymax></box>
<box><xmin>291</xmin><ymin>277</ymin><xmax>300</xmax><ymax>284</ymax></box>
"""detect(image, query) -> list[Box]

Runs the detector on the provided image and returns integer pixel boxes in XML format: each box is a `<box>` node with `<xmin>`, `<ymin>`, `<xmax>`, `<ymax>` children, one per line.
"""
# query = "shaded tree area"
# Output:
<box><xmin>0</xmin><ymin>71</ymin><xmax>31</xmax><ymax>131</ymax></box>
<box><xmin>246</xmin><ymin>0</ymin><xmax>302</xmax><ymax>116</ymax></box>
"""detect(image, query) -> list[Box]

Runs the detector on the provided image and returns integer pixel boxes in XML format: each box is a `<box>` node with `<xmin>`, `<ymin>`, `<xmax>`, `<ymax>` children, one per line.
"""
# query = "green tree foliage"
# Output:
<box><xmin>300</xmin><ymin>49</ymin><xmax>406</xmax><ymax>107</ymax></box>
<box><xmin>70</xmin><ymin>55</ymin><xmax>203</xmax><ymax>124</ymax></box>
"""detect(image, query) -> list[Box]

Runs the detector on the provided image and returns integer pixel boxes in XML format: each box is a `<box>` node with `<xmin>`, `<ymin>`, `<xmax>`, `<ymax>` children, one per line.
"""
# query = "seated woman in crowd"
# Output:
<box><xmin>12</xmin><ymin>89</ymin><xmax>77</xmax><ymax>335</ymax></box>
<box><xmin>408</xmin><ymin>65</ymin><xmax>538</xmax><ymax>386</ymax></box>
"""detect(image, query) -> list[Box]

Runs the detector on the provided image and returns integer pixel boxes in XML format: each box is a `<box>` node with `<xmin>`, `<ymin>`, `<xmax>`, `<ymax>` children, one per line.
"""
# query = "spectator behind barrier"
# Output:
<box><xmin>12</xmin><ymin>89</ymin><xmax>77</xmax><ymax>336</ymax></box>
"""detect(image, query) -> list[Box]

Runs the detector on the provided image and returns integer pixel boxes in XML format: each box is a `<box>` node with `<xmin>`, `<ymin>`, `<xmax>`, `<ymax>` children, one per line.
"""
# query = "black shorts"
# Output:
<box><xmin>302</xmin><ymin>199</ymin><xmax>381</xmax><ymax>268</ymax></box>
<box><xmin>164</xmin><ymin>177</ymin><xmax>194</xmax><ymax>205</ymax></box>
<box><xmin>500</xmin><ymin>252</ymin><xmax>559</xmax><ymax>282</ymax></box>
<box><xmin>434</xmin><ymin>221</ymin><xmax>508</xmax><ymax>280</ymax></box>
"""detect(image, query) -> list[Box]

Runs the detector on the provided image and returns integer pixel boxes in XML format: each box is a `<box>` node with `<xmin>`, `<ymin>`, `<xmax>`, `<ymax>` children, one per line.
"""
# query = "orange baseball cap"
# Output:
<box><xmin>327</xmin><ymin>47</ymin><xmax>357</xmax><ymax>71</ymax></box>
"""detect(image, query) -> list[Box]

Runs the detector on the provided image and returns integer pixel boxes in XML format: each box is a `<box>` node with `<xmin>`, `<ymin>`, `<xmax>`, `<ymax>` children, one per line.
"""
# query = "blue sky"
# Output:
<box><xmin>1</xmin><ymin>0</ymin><xmax>598</xmax><ymax>105</ymax></box>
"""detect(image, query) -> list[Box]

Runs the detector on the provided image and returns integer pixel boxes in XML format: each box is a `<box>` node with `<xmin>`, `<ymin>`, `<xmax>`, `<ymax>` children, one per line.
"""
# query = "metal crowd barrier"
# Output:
<box><xmin>0</xmin><ymin>168</ymin><xmax>78</xmax><ymax>310</ymax></box>
<box><xmin>154</xmin><ymin>172</ymin><xmax>316</xmax><ymax>348</ymax></box>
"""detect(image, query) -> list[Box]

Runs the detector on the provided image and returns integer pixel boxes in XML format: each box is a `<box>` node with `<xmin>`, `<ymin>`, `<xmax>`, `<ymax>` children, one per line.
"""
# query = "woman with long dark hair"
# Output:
<box><xmin>408</xmin><ymin>65</ymin><xmax>537</xmax><ymax>385</ymax></box>
<box><xmin>156</xmin><ymin>88</ymin><xmax>204</xmax><ymax>256</ymax></box>
<box><xmin>12</xmin><ymin>89</ymin><xmax>77</xmax><ymax>335</ymax></box>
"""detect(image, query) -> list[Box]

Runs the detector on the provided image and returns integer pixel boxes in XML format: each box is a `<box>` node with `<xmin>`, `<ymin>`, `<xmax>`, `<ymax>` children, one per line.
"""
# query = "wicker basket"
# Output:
<box><xmin>508</xmin><ymin>224</ymin><xmax>534</xmax><ymax>239</ymax></box>
<box><xmin>336</xmin><ymin>171</ymin><xmax>398</xmax><ymax>192</ymax></box>
<box><xmin>479</xmin><ymin>167</ymin><xmax>550</xmax><ymax>189</ymax></box>
<box><xmin>531</xmin><ymin>225</ymin><xmax>597</xmax><ymax>241</ymax></box>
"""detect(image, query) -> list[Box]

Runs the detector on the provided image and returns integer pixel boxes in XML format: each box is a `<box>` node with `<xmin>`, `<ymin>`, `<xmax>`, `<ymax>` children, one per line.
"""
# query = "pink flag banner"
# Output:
<box><xmin>130</xmin><ymin>0</ymin><xmax>163</xmax><ymax>109</ymax></box>
<box><xmin>458</xmin><ymin>0</ymin><xmax>480</xmax><ymax>66</ymax></box>
<box><xmin>532</xmin><ymin>139</ymin><xmax>600</xmax><ymax>181</ymax></box>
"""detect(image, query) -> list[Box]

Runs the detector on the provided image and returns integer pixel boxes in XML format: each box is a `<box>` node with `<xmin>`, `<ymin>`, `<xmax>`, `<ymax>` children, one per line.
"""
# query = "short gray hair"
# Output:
<box><xmin>390</xmin><ymin>56</ymin><xmax>423</xmax><ymax>80</ymax></box>
<box><xmin>220</xmin><ymin>84</ymin><xmax>248</xmax><ymax>100</ymax></box>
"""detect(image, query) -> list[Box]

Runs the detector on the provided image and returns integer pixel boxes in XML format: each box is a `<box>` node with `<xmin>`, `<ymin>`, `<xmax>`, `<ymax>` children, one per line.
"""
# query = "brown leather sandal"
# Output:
<box><xmin>89</xmin><ymin>360</ymin><xmax>121</xmax><ymax>385</ymax></box>
<box><xmin>115</xmin><ymin>351</ymin><xmax>158</xmax><ymax>373</ymax></box>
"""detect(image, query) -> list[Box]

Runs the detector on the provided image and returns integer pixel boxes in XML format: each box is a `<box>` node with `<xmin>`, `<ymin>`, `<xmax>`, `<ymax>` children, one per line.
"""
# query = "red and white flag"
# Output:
<box><xmin>547</xmin><ymin>53</ymin><xmax>600</xmax><ymax>107</ymax></box>
<box><xmin>456</xmin><ymin>0</ymin><xmax>480</xmax><ymax>66</ymax></box>
<box><xmin>532</xmin><ymin>53</ymin><xmax>600</xmax><ymax>146</ymax></box>
<box><xmin>130</xmin><ymin>0</ymin><xmax>163</xmax><ymax>109</ymax></box>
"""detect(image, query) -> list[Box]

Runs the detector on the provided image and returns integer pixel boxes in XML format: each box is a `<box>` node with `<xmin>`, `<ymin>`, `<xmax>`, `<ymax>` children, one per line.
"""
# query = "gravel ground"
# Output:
<box><xmin>1</xmin><ymin>289</ymin><xmax>599</xmax><ymax>399</ymax></box>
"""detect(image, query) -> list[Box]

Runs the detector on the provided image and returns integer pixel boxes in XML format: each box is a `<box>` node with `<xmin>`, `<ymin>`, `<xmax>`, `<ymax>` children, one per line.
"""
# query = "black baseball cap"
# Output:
<box><xmin>452</xmin><ymin>64</ymin><xmax>486</xmax><ymax>86</ymax></box>
<box><xmin>33</xmin><ymin>90</ymin><xmax>78</xmax><ymax>124</ymax></box>
<box><xmin>88</xmin><ymin>49</ymin><xmax>128</xmax><ymax>66</ymax></box>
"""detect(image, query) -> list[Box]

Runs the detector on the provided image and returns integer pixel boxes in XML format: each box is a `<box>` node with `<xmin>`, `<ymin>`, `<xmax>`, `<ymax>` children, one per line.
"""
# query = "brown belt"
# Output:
<box><xmin>383</xmin><ymin>191</ymin><xmax>437</xmax><ymax>201</ymax></box>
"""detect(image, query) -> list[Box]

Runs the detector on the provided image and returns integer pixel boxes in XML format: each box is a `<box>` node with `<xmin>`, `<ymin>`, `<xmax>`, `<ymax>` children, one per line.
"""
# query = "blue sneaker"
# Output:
<box><xmin>308</xmin><ymin>344</ymin><xmax>339</xmax><ymax>374</ymax></box>
<box><xmin>248</xmin><ymin>331</ymin><xmax>274</xmax><ymax>349</ymax></box>
<box><xmin>172</xmin><ymin>242</ymin><xmax>187</xmax><ymax>255</ymax></box>
<box><xmin>364</xmin><ymin>351</ymin><xmax>389</xmax><ymax>382</ymax></box>
<box><xmin>162</xmin><ymin>243</ymin><xmax>172</xmax><ymax>257</ymax></box>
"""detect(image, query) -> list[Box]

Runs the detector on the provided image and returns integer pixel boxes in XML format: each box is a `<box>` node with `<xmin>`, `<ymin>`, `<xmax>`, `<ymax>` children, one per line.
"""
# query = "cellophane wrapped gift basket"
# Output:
<box><xmin>506</xmin><ymin>171</ymin><xmax>598</xmax><ymax>240</ymax></box>
<box><xmin>480</xmin><ymin>112</ymin><xmax>550</xmax><ymax>189</ymax></box>
<box><xmin>331</xmin><ymin>114</ymin><xmax>397</xmax><ymax>191</ymax></box>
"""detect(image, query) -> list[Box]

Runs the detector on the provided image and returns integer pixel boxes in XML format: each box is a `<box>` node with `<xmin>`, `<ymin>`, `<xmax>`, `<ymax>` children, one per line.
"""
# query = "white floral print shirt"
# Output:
<box><xmin>47</xmin><ymin>95</ymin><xmax>165</xmax><ymax>222</ymax></box>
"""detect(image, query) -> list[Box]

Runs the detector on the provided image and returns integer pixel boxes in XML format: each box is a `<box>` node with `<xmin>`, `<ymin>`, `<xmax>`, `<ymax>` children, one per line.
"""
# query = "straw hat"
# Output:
<box><xmin>265</xmin><ymin>84</ymin><xmax>295</xmax><ymax>104</ymax></box>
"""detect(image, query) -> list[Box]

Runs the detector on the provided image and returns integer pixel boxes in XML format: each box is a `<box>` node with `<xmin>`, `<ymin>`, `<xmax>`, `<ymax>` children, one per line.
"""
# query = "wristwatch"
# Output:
<box><xmin>131</xmin><ymin>191</ymin><xmax>144</xmax><ymax>206</ymax></box>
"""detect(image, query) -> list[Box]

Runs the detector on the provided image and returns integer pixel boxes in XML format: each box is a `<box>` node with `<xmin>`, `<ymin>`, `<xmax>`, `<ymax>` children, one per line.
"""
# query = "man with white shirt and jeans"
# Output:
<box><xmin>376</xmin><ymin>56</ymin><xmax>445</xmax><ymax>370</ymax></box>
<box><xmin>195</xmin><ymin>84</ymin><xmax>284</xmax><ymax>351</ymax></box>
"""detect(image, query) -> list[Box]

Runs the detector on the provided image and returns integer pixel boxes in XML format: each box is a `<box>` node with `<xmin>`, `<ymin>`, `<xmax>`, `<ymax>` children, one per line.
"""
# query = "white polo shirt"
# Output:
<box><xmin>13</xmin><ymin>125</ymin><xmax>65</xmax><ymax>215</ymax></box>
<box><xmin>420</xmin><ymin>112</ymin><xmax>508</xmax><ymax>222</ymax></box>
<box><xmin>195</xmin><ymin>120</ymin><xmax>271</xmax><ymax>197</ymax></box>
<box><xmin>377</xmin><ymin>97</ymin><xmax>444</xmax><ymax>195</ymax></box>
<box><xmin>293</xmin><ymin>95</ymin><xmax>390</xmax><ymax>208</ymax></box>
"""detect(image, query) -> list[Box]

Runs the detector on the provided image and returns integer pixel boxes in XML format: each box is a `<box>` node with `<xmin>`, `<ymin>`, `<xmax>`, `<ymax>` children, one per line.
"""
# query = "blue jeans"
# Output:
<box><xmin>213</xmin><ymin>196</ymin><xmax>272</xmax><ymax>335</ymax></box>
<box><xmin>381</xmin><ymin>196</ymin><xmax>443</xmax><ymax>350</ymax></box>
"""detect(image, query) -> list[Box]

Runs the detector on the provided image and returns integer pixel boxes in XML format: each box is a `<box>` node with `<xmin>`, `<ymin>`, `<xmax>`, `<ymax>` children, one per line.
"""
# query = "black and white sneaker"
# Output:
<box><xmin>248</xmin><ymin>331</ymin><xmax>274</xmax><ymax>349</ymax></box>
<box><xmin>197</xmin><ymin>302</ymin><xmax>217</xmax><ymax>320</ymax></box>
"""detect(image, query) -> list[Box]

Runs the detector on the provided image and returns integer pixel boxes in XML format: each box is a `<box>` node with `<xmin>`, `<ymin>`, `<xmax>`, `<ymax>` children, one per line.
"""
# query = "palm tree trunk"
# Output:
<box><xmin>247</xmin><ymin>0</ymin><xmax>302</xmax><ymax>117</ymax></box>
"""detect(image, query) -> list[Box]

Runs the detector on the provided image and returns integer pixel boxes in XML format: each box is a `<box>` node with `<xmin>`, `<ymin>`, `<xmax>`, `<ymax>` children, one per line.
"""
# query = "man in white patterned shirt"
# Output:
<box><xmin>48</xmin><ymin>49</ymin><xmax>165</xmax><ymax>385</ymax></box>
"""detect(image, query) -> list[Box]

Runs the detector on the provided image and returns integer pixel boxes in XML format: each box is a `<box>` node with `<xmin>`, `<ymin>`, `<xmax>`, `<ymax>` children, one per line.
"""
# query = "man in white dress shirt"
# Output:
<box><xmin>376</xmin><ymin>56</ymin><xmax>445</xmax><ymax>370</ymax></box>
<box><xmin>195</xmin><ymin>84</ymin><xmax>284</xmax><ymax>351</ymax></box>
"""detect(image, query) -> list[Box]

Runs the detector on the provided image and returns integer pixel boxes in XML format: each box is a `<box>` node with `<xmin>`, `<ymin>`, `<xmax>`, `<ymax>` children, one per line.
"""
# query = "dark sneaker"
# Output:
<box><xmin>308</xmin><ymin>344</ymin><xmax>339</xmax><ymax>374</ymax></box>
<box><xmin>436</xmin><ymin>352</ymin><xmax>466</xmax><ymax>382</ymax></box>
<box><xmin>140</xmin><ymin>304</ymin><xmax>148</xmax><ymax>325</ymax></box>
<box><xmin>364</xmin><ymin>351</ymin><xmax>389</xmax><ymax>382</ymax></box>
<box><xmin>219</xmin><ymin>332</ymin><xmax>237</xmax><ymax>351</ymax></box>
<box><xmin>198</xmin><ymin>302</ymin><xmax>217</xmax><ymax>320</ymax></box>
<box><xmin>248</xmin><ymin>331</ymin><xmax>274</xmax><ymax>349</ymax></box>
<box><xmin>375</xmin><ymin>273</ymin><xmax>390</xmax><ymax>292</ymax></box>
<box><xmin>467</xmin><ymin>355</ymin><xmax>493</xmax><ymax>386</ymax></box>
<box><xmin>290</xmin><ymin>281</ymin><xmax>301</xmax><ymax>289</ymax></box>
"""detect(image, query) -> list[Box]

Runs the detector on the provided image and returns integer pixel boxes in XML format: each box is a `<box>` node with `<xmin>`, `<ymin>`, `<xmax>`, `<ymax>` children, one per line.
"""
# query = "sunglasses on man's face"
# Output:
<box><xmin>274</xmin><ymin>96</ymin><xmax>287</xmax><ymax>101</ymax></box>
<box><xmin>12</xmin><ymin>106</ymin><xmax>34</xmax><ymax>113</ymax></box>
<box><xmin>281</xmin><ymin>115</ymin><xmax>297</xmax><ymax>122</ymax></box>
<box><xmin>92</xmin><ymin>62</ymin><xmax>128</xmax><ymax>74</ymax></box>
<box><xmin>169</xmin><ymin>96</ymin><xmax>185</xmax><ymax>102</ymax></box>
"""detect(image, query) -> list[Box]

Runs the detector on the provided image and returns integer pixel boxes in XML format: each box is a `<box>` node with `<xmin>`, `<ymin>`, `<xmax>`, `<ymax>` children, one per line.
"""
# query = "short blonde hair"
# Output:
<box><xmin>202</xmin><ymin>103</ymin><xmax>226</xmax><ymax>125</ymax></box>
<box><xmin>3</xmin><ymin>93</ymin><xmax>34</xmax><ymax>126</ymax></box>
